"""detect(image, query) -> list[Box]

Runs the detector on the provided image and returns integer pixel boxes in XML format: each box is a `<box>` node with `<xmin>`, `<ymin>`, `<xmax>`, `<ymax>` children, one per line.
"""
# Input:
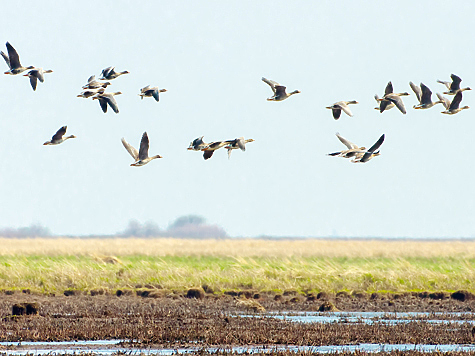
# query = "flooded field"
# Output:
<box><xmin>0</xmin><ymin>293</ymin><xmax>474</xmax><ymax>355</ymax></box>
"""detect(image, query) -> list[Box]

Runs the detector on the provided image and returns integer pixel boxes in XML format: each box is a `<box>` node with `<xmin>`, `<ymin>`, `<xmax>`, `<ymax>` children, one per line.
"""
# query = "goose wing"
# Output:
<box><xmin>29</xmin><ymin>75</ymin><xmax>38</xmax><ymax>91</ymax></box>
<box><xmin>409</xmin><ymin>82</ymin><xmax>421</xmax><ymax>103</ymax></box>
<box><xmin>87</xmin><ymin>75</ymin><xmax>95</xmax><ymax>83</ymax></box>
<box><xmin>387</xmin><ymin>95</ymin><xmax>407</xmax><ymax>114</ymax></box>
<box><xmin>420</xmin><ymin>83</ymin><xmax>432</xmax><ymax>104</ymax></box>
<box><xmin>336</xmin><ymin>133</ymin><xmax>358</xmax><ymax>149</ymax></box>
<box><xmin>138</xmin><ymin>132</ymin><xmax>150</xmax><ymax>160</ymax></box>
<box><xmin>1</xmin><ymin>50</ymin><xmax>10</xmax><ymax>68</ymax></box>
<box><xmin>384</xmin><ymin>81</ymin><xmax>393</xmax><ymax>95</ymax></box>
<box><xmin>339</xmin><ymin>103</ymin><xmax>353</xmax><ymax>117</ymax></box>
<box><xmin>449</xmin><ymin>91</ymin><xmax>463</xmax><ymax>110</ymax></box>
<box><xmin>121</xmin><ymin>138</ymin><xmax>139</xmax><ymax>160</ymax></box>
<box><xmin>262</xmin><ymin>77</ymin><xmax>279</xmax><ymax>94</ymax></box>
<box><xmin>332</xmin><ymin>108</ymin><xmax>342</xmax><ymax>119</ymax></box>
<box><xmin>152</xmin><ymin>88</ymin><xmax>160</xmax><ymax>101</ymax></box>
<box><xmin>203</xmin><ymin>150</ymin><xmax>214</xmax><ymax>160</ymax></box>
<box><xmin>101</xmin><ymin>66</ymin><xmax>113</xmax><ymax>79</ymax></box>
<box><xmin>6</xmin><ymin>42</ymin><xmax>21</xmax><ymax>69</ymax></box>
<box><xmin>98</xmin><ymin>97</ymin><xmax>108</xmax><ymax>113</ymax></box>
<box><xmin>437</xmin><ymin>93</ymin><xmax>450</xmax><ymax>109</ymax></box>
<box><xmin>36</xmin><ymin>69</ymin><xmax>45</xmax><ymax>83</ymax></box>
<box><xmin>360</xmin><ymin>134</ymin><xmax>385</xmax><ymax>162</ymax></box>
<box><xmin>450</xmin><ymin>74</ymin><xmax>462</xmax><ymax>91</ymax></box>
<box><xmin>105</xmin><ymin>95</ymin><xmax>119</xmax><ymax>113</ymax></box>
<box><xmin>51</xmin><ymin>126</ymin><xmax>67</xmax><ymax>142</ymax></box>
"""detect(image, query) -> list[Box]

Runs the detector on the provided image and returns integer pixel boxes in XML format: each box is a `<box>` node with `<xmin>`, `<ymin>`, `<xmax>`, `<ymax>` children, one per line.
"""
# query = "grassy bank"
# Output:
<box><xmin>0</xmin><ymin>238</ymin><xmax>474</xmax><ymax>294</ymax></box>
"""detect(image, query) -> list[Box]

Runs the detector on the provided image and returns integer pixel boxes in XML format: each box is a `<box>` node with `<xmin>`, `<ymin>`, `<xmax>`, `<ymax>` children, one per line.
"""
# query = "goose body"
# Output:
<box><xmin>121</xmin><ymin>132</ymin><xmax>162</xmax><ymax>166</ymax></box>
<box><xmin>439</xmin><ymin>92</ymin><xmax>469</xmax><ymax>115</ymax></box>
<box><xmin>43</xmin><ymin>126</ymin><xmax>76</xmax><ymax>145</ymax></box>
<box><xmin>262</xmin><ymin>77</ymin><xmax>300</xmax><ymax>101</ymax></box>
<box><xmin>92</xmin><ymin>92</ymin><xmax>122</xmax><ymax>113</ymax></box>
<box><xmin>410</xmin><ymin>82</ymin><xmax>442</xmax><ymax>109</ymax></box>
<box><xmin>437</xmin><ymin>74</ymin><xmax>471</xmax><ymax>95</ymax></box>
<box><xmin>201</xmin><ymin>141</ymin><xmax>227</xmax><ymax>160</ymax></box>
<box><xmin>326</xmin><ymin>101</ymin><xmax>358</xmax><ymax>120</ymax></box>
<box><xmin>100</xmin><ymin>66</ymin><xmax>129</xmax><ymax>80</ymax></box>
<box><xmin>327</xmin><ymin>133</ymin><xmax>366</xmax><ymax>159</ymax></box>
<box><xmin>77</xmin><ymin>88</ymin><xmax>105</xmax><ymax>98</ymax></box>
<box><xmin>224</xmin><ymin>137</ymin><xmax>255</xmax><ymax>159</ymax></box>
<box><xmin>83</xmin><ymin>75</ymin><xmax>111</xmax><ymax>89</ymax></box>
<box><xmin>139</xmin><ymin>85</ymin><xmax>167</xmax><ymax>101</ymax></box>
<box><xmin>23</xmin><ymin>68</ymin><xmax>53</xmax><ymax>91</ymax></box>
<box><xmin>1</xmin><ymin>42</ymin><xmax>34</xmax><ymax>75</ymax></box>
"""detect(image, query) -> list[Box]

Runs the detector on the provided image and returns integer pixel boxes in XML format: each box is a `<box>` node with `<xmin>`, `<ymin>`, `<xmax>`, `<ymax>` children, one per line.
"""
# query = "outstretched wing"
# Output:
<box><xmin>409</xmin><ymin>82</ymin><xmax>421</xmax><ymax>103</ymax></box>
<box><xmin>52</xmin><ymin>126</ymin><xmax>67</xmax><ymax>142</ymax></box>
<box><xmin>121</xmin><ymin>138</ymin><xmax>139</xmax><ymax>160</ymax></box>
<box><xmin>420</xmin><ymin>83</ymin><xmax>432</xmax><ymax>104</ymax></box>
<box><xmin>29</xmin><ymin>75</ymin><xmax>38</xmax><ymax>91</ymax></box>
<box><xmin>387</xmin><ymin>95</ymin><xmax>406</xmax><ymax>114</ymax></box>
<box><xmin>1</xmin><ymin>51</ymin><xmax>10</xmax><ymax>68</ymax></box>
<box><xmin>384</xmin><ymin>81</ymin><xmax>393</xmax><ymax>95</ymax></box>
<box><xmin>450</xmin><ymin>74</ymin><xmax>462</xmax><ymax>91</ymax></box>
<box><xmin>98</xmin><ymin>97</ymin><xmax>108</xmax><ymax>113</ymax></box>
<box><xmin>106</xmin><ymin>96</ymin><xmax>119</xmax><ymax>113</ymax></box>
<box><xmin>152</xmin><ymin>89</ymin><xmax>160</xmax><ymax>101</ymax></box>
<box><xmin>436</xmin><ymin>93</ymin><xmax>450</xmax><ymax>109</ymax></box>
<box><xmin>449</xmin><ymin>91</ymin><xmax>463</xmax><ymax>110</ymax></box>
<box><xmin>203</xmin><ymin>150</ymin><xmax>214</xmax><ymax>160</ymax></box>
<box><xmin>138</xmin><ymin>132</ymin><xmax>150</xmax><ymax>160</ymax></box>
<box><xmin>336</xmin><ymin>133</ymin><xmax>358</xmax><ymax>149</ymax></box>
<box><xmin>6</xmin><ymin>42</ymin><xmax>21</xmax><ymax>69</ymax></box>
<box><xmin>361</xmin><ymin>134</ymin><xmax>385</xmax><ymax>162</ymax></box>
<box><xmin>262</xmin><ymin>77</ymin><xmax>279</xmax><ymax>94</ymax></box>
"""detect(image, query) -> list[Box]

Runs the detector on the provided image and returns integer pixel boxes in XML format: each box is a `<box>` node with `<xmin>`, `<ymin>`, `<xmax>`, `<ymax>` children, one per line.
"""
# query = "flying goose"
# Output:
<box><xmin>77</xmin><ymin>88</ymin><xmax>105</xmax><ymax>98</ymax></box>
<box><xmin>375</xmin><ymin>82</ymin><xmax>396</xmax><ymax>113</ymax></box>
<box><xmin>43</xmin><ymin>126</ymin><xmax>76</xmax><ymax>145</ymax></box>
<box><xmin>437</xmin><ymin>74</ymin><xmax>471</xmax><ymax>95</ymax></box>
<box><xmin>23</xmin><ymin>68</ymin><xmax>53</xmax><ymax>91</ymax></box>
<box><xmin>100</xmin><ymin>66</ymin><xmax>129</xmax><ymax>80</ymax></box>
<box><xmin>351</xmin><ymin>134</ymin><xmax>385</xmax><ymax>163</ymax></box>
<box><xmin>1</xmin><ymin>42</ymin><xmax>34</xmax><ymax>75</ymax></box>
<box><xmin>438</xmin><ymin>92</ymin><xmax>469</xmax><ymax>115</ymax></box>
<box><xmin>377</xmin><ymin>82</ymin><xmax>410</xmax><ymax>114</ymax></box>
<box><xmin>92</xmin><ymin>92</ymin><xmax>122</xmax><ymax>113</ymax></box>
<box><xmin>139</xmin><ymin>85</ymin><xmax>167</xmax><ymax>101</ymax></box>
<box><xmin>374</xmin><ymin>94</ymin><xmax>394</xmax><ymax>111</ymax></box>
<box><xmin>327</xmin><ymin>133</ymin><xmax>366</xmax><ymax>158</ymax></box>
<box><xmin>82</xmin><ymin>75</ymin><xmax>111</xmax><ymax>89</ymax></box>
<box><xmin>224</xmin><ymin>137</ymin><xmax>255</xmax><ymax>159</ymax></box>
<box><xmin>326</xmin><ymin>101</ymin><xmax>358</xmax><ymax>120</ymax></box>
<box><xmin>262</xmin><ymin>77</ymin><xmax>300</xmax><ymax>101</ymax></box>
<box><xmin>201</xmin><ymin>141</ymin><xmax>227</xmax><ymax>160</ymax></box>
<box><xmin>187</xmin><ymin>136</ymin><xmax>209</xmax><ymax>151</ymax></box>
<box><xmin>410</xmin><ymin>82</ymin><xmax>442</xmax><ymax>109</ymax></box>
<box><xmin>121</xmin><ymin>132</ymin><xmax>162</xmax><ymax>167</ymax></box>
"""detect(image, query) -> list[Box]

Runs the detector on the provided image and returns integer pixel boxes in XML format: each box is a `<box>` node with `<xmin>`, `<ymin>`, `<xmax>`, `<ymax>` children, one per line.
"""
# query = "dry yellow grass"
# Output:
<box><xmin>1</xmin><ymin>237</ymin><xmax>475</xmax><ymax>258</ymax></box>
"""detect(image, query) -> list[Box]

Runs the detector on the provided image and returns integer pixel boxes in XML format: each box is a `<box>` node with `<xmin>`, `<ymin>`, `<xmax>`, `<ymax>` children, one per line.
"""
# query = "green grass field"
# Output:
<box><xmin>0</xmin><ymin>238</ymin><xmax>474</xmax><ymax>294</ymax></box>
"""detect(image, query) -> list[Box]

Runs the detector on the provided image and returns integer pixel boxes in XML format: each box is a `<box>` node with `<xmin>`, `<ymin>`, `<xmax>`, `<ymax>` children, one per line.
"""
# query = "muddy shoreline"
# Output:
<box><xmin>0</xmin><ymin>292</ymin><xmax>474</xmax><ymax>347</ymax></box>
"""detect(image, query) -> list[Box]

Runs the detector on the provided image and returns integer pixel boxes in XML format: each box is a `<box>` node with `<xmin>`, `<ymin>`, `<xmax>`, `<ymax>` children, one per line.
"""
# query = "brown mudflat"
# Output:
<box><xmin>0</xmin><ymin>291</ymin><xmax>474</xmax><ymax>347</ymax></box>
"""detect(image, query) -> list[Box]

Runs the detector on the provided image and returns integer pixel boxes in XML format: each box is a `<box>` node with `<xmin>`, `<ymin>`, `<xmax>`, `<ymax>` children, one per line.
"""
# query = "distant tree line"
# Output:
<box><xmin>119</xmin><ymin>215</ymin><xmax>228</xmax><ymax>238</ymax></box>
<box><xmin>0</xmin><ymin>224</ymin><xmax>51</xmax><ymax>238</ymax></box>
<box><xmin>0</xmin><ymin>215</ymin><xmax>228</xmax><ymax>238</ymax></box>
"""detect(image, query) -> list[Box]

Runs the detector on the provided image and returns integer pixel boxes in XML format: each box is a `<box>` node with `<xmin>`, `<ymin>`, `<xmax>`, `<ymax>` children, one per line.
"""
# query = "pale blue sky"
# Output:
<box><xmin>0</xmin><ymin>1</ymin><xmax>474</xmax><ymax>237</ymax></box>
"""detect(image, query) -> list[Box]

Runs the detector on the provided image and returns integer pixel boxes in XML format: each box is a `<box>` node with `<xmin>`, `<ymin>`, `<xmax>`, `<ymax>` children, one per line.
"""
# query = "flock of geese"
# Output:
<box><xmin>2</xmin><ymin>41</ymin><xmax>471</xmax><ymax>165</ymax></box>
